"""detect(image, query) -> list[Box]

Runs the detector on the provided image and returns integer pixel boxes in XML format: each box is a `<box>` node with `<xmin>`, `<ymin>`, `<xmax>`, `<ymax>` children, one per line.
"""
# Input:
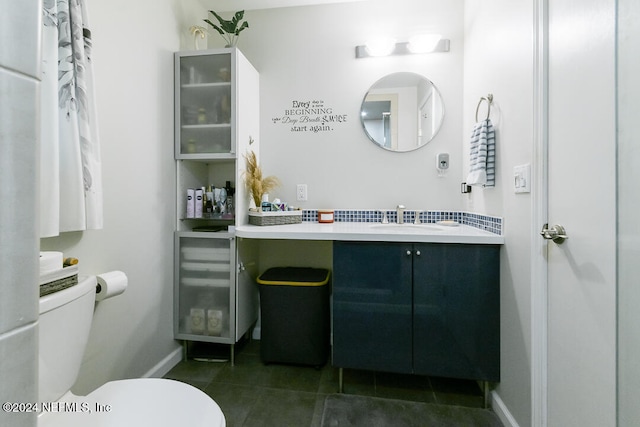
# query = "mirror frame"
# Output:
<box><xmin>360</xmin><ymin>72</ymin><xmax>445</xmax><ymax>152</ymax></box>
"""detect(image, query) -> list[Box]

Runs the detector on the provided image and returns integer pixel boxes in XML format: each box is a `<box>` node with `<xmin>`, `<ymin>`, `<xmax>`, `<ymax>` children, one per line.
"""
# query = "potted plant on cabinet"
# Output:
<box><xmin>204</xmin><ymin>10</ymin><xmax>249</xmax><ymax>47</ymax></box>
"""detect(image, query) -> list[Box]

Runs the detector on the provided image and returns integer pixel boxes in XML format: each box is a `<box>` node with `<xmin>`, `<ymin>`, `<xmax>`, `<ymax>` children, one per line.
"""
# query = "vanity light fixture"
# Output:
<box><xmin>363</xmin><ymin>37</ymin><xmax>397</xmax><ymax>57</ymax></box>
<box><xmin>356</xmin><ymin>34</ymin><xmax>449</xmax><ymax>58</ymax></box>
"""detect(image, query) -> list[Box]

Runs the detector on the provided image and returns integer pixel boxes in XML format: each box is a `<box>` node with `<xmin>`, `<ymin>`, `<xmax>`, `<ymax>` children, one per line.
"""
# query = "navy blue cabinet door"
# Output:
<box><xmin>332</xmin><ymin>241</ymin><xmax>413</xmax><ymax>373</ymax></box>
<box><xmin>413</xmin><ymin>244</ymin><xmax>500</xmax><ymax>381</ymax></box>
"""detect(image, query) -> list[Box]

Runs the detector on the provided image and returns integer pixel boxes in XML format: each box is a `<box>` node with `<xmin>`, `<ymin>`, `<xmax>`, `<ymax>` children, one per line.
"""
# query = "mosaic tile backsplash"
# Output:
<box><xmin>301</xmin><ymin>209</ymin><xmax>502</xmax><ymax>235</ymax></box>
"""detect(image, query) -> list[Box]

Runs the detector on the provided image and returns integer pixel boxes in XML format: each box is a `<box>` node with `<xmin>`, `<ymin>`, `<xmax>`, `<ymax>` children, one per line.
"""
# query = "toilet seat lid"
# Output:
<box><xmin>38</xmin><ymin>378</ymin><xmax>225</xmax><ymax>427</ymax></box>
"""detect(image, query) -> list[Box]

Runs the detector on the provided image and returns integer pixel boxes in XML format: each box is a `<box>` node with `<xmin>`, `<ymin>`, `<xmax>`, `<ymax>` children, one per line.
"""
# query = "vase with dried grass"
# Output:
<box><xmin>244</xmin><ymin>150</ymin><xmax>280</xmax><ymax>210</ymax></box>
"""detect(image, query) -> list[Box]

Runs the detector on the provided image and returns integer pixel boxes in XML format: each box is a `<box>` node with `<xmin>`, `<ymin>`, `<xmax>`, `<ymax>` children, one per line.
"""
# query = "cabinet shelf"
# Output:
<box><xmin>180</xmin><ymin>215</ymin><xmax>235</xmax><ymax>222</ymax></box>
<box><xmin>181</xmin><ymin>278</ymin><xmax>231</xmax><ymax>288</ymax></box>
<box><xmin>175</xmin><ymin>332</ymin><xmax>234</xmax><ymax>344</ymax></box>
<box><xmin>181</xmin><ymin>246</ymin><xmax>231</xmax><ymax>260</ymax></box>
<box><xmin>180</xmin><ymin>262</ymin><xmax>231</xmax><ymax>272</ymax></box>
<box><xmin>181</xmin><ymin>123</ymin><xmax>231</xmax><ymax>129</ymax></box>
<box><xmin>181</xmin><ymin>82</ymin><xmax>231</xmax><ymax>89</ymax></box>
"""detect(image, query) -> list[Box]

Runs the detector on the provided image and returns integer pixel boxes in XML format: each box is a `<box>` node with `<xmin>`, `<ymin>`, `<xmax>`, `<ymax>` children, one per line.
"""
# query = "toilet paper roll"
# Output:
<box><xmin>39</xmin><ymin>251</ymin><xmax>63</xmax><ymax>276</ymax></box>
<box><xmin>95</xmin><ymin>270</ymin><xmax>128</xmax><ymax>301</ymax></box>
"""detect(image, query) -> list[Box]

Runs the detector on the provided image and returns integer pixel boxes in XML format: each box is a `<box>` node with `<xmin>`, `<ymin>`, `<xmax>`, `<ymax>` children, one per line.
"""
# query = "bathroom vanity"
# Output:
<box><xmin>235</xmin><ymin>221</ymin><xmax>502</xmax><ymax>392</ymax></box>
<box><xmin>332</xmin><ymin>241</ymin><xmax>500</xmax><ymax>382</ymax></box>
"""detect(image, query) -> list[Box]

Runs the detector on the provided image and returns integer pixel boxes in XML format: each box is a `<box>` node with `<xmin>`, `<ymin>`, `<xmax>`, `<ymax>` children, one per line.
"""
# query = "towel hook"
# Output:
<box><xmin>475</xmin><ymin>94</ymin><xmax>493</xmax><ymax>122</ymax></box>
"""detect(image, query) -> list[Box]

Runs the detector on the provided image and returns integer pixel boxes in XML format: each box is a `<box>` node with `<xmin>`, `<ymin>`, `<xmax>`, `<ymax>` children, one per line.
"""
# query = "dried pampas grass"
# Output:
<box><xmin>244</xmin><ymin>150</ymin><xmax>280</xmax><ymax>208</ymax></box>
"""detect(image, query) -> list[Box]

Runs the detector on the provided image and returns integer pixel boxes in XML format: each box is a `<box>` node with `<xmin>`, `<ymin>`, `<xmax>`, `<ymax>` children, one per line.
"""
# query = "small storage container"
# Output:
<box><xmin>317</xmin><ymin>209</ymin><xmax>334</xmax><ymax>223</ymax></box>
<box><xmin>248</xmin><ymin>210</ymin><xmax>302</xmax><ymax>226</ymax></box>
<box><xmin>257</xmin><ymin>267</ymin><xmax>331</xmax><ymax>367</ymax></box>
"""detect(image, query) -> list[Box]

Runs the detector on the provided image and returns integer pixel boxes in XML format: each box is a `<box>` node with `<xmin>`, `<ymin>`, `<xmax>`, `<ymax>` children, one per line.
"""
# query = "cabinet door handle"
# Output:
<box><xmin>415</xmin><ymin>250</ymin><xmax>421</xmax><ymax>256</ymax></box>
<box><xmin>406</xmin><ymin>250</ymin><xmax>412</xmax><ymax>256</ymax></box>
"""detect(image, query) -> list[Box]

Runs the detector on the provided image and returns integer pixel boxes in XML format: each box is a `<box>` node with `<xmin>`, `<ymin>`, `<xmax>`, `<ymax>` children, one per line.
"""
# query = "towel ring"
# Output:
<box><xmin>475</xmin><ymin>94</ymin><xmax>493</xmax><ymax>122</ymax></box>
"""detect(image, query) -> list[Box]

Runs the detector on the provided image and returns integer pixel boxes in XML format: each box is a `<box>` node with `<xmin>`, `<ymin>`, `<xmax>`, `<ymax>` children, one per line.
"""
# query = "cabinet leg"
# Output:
<box><xmin>230</xmin><ymin>343</ymin><xmax>235</xmax><ymax>367</ymax></box>
<box><xmin>482</xmin><ymin>381</ymin><xmax>489</xmax><ymax>409</ymax></box>
<box><xmin>338</xmin><ymin>368</ymin><xmax>344</xmax><ymax>393</ymax></box>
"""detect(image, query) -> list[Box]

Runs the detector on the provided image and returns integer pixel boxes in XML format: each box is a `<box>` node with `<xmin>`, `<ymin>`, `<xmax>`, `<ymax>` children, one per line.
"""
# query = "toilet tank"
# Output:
<box><xmin>38</xmin><ymin>276</ymin><xmax>97</xmax><ymax>402</ymax></box>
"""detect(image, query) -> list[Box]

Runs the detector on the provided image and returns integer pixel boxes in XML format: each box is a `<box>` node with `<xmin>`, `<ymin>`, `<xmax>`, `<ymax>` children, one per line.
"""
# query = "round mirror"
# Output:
<box><xmin>360</xmin><ymin>72</ymin><xmax>444</xmax><ymax>152</ymax></box>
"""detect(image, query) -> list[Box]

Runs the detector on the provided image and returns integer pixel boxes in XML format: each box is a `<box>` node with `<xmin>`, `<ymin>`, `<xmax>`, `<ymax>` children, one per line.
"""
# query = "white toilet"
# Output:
<box><xmin>38</xmin><ymin>275</ymin><xmax>225</xmax><ymax>427</ymax></box>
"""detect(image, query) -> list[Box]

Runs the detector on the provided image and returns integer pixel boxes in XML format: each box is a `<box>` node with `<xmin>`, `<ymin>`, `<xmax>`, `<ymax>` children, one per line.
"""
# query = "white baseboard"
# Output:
<box><xmin>142</xmin><ymin>346</ymin><xmax>183</xmax><ymax>378</ymax></box>
<box><xmin>491</xmin><ymin>390</ymin><xmax>520</xmax><ymax>427</ymax></box>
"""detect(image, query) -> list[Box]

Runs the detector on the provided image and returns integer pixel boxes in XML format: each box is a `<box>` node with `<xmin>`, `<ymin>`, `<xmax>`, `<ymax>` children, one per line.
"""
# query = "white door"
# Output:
<box><xmin>545</xmin><ymin>0</ymin><xmax>617</xmax><ymax>425</ymax></box>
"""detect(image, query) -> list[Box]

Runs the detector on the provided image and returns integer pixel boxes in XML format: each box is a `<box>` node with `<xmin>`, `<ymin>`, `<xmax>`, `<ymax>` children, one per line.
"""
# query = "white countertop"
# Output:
<box><xmin>235</xmin><ymin>222</ymin><xmax>504</xmax><ymax>244</ymax></box>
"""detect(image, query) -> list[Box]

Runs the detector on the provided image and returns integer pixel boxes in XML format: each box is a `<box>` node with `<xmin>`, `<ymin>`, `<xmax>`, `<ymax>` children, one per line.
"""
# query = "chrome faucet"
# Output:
<box><xmin>396</xmin><ymin>205</ymin><xmax>406</xmax><ymax>224</ymax></box>
<box><xmin>380</xmin><ymin>210</ymin><xmax>389</xmax><ymax>224</ymax></box>
<box><xmin>414</xmin><ymin>210</ymin><xmax>422</xmax><ymax>224</ymax></box>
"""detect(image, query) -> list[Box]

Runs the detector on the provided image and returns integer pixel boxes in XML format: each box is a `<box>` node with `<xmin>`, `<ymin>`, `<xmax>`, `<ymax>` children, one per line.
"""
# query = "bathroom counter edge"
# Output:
<box><xmin>235</xmin><ymin>222</ymin><xmax>504</xmax><ymax>244</ymax></box>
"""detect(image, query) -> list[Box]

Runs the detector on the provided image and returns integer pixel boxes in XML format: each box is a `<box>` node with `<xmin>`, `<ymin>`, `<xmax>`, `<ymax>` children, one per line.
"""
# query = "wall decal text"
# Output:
<box><xmin>272</xmin><ymin>99</ymin><xmax>348</xmax><ymax>133</ymax></box>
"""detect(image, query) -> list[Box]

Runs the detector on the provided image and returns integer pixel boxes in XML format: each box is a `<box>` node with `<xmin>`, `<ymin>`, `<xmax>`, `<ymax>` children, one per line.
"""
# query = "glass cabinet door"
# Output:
<box><xmin>175</xmin><ymin>232</ymin><xmax>236</xmax><ymax>343</ymax></box>
<box><xmin>176</xmin><ymin>51</ymin><xmax>233</xmax><ymax>157</ymax></box>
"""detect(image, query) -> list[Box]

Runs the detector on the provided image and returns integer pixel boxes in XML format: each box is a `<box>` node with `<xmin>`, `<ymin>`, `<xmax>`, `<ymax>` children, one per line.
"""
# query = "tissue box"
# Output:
<box><xmin>248</xmin><ymin>210</ymin><xmax>302</xmax><ymax>226</ymax></box>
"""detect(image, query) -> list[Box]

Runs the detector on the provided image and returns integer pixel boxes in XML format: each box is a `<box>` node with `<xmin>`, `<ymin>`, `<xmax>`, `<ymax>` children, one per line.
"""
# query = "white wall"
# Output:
<box><xmin>211</xmin><ymin>0</ymin><xmax>465</xmax><ymax>211</ymax></box>
<box><xmin>463</xmin><ymin>1</ymin><xmax>534</xmax><ymax>426</ymax></box>
<box><xmin>0</xmin><ymin>1</ymin><xmax>40</xmax><ymax>425</ymax></box>
<box><xmin>40</xmin><ymin>0</ymin><xmax>205</xmax><ymax>394</ymax></box>
<box><xmin>618</xmin><ymin>0</ymin><xmax>640</xmax><ymax>423</ymax></box>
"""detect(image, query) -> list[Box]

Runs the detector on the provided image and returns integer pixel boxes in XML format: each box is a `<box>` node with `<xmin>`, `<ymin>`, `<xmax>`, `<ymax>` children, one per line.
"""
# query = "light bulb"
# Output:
<box><xmin>365</xmin><ymin>37</ymin><xmax>397</xmax><ymax>57</ymax></box>
<box><xmin>408</xmin><ymin>34</ymin><xmax>442</xmax><ymax>53</ymax></box>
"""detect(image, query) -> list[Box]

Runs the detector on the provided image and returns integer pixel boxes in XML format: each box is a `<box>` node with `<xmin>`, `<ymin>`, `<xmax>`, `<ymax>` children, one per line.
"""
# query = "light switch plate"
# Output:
<box><xmin>514</xmin><ymin>164</ymin><xmax>531</xmax><ymax>193</ymax></box>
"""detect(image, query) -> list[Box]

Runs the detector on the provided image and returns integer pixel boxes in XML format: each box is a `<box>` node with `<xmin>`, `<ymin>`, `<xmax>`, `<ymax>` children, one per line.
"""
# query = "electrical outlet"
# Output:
<box><xmin>436</xmin><ymin>153</ymin><xmax>450</xmax><ymax>170</ymax></box>
<box><xmin>296</xmin><ymin>184</ymin><xmax>308</xmax><ymax>201</ymax></box>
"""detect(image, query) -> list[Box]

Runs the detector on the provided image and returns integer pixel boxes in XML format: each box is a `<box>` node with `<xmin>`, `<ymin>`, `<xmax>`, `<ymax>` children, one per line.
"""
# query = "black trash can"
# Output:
<box><xmin>257</xmin><ymin>267</ymin><xmax>331</xmax><ymax>367</ymax></box>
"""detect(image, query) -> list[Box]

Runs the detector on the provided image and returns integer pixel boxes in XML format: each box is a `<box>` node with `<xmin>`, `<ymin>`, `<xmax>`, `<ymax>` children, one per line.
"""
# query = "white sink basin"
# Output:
<box><xmin>371</xmin><ymin>224</ymin><xmax>446</xmax><ymax>232</ymax></box>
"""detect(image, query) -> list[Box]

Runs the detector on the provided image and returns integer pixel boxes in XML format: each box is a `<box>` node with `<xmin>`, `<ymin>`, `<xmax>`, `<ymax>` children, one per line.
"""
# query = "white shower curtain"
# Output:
<box><xmin>40</xmin><ymin>0</ymin><xmax>103</xmax><ymax>237</ymax></box>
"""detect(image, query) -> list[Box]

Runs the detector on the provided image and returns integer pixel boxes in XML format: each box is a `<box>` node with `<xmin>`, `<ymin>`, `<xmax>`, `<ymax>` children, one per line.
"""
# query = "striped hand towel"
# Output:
<box><xmin>466</xmin><ymin>119</ymin><xmax>496</xmax><ymax>187</ymax></box>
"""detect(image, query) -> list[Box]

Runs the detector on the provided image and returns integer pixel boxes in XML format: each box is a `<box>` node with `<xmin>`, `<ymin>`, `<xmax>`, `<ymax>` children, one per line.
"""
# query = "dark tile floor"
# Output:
<box><xmin>163</xmin><ymin>340</ymin><xmax>503</xmax><ymax>427</ymax></box>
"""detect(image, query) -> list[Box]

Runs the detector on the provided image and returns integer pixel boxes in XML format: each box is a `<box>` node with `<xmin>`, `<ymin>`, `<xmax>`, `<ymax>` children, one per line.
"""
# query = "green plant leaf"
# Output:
<box><xmin>203</xmin><ymin>19</ymin><xmax>225</xmax><ymax>35</ymax></box>
<box><xmin>210</xmin><ymin>11</ymin><xmax>226</xmax><ymax>25</ymax></box>
<box><xmin>226</xmin><ymin>22</ymin><xmax>239</xmax><ymax>33</ymax></box>
<box><xmin>235</xmin><ymin>21</ymin><xmax>249</xmax><ymax>35</ymax></box>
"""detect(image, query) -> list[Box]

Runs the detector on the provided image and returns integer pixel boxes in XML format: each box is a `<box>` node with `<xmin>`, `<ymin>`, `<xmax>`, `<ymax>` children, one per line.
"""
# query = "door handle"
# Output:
<box><xmin>540</xmin><ymin>223</ymin><xmax>568</xmax><ymax>244</ymax></box>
